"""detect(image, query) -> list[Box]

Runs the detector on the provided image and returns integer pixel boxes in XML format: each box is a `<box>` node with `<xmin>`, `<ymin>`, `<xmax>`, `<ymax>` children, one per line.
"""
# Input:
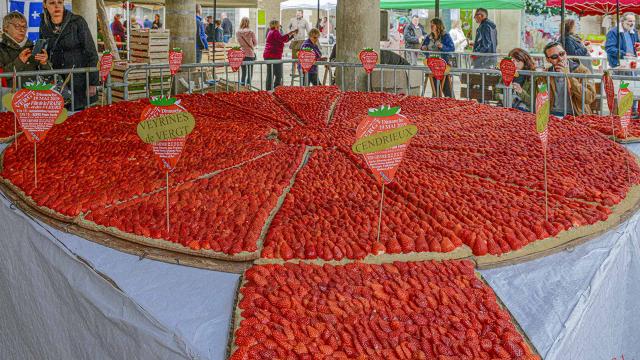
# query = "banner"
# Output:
<box><xmin>9</xmin><ymin>1</ymin><xmax>71</xmax><ymax>42</ymax></box>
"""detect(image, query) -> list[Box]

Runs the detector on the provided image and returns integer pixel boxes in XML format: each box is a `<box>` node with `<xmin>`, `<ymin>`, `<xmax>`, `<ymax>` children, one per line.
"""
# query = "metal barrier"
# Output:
<box><xmin>0</xmin><ymin>60</ymin><xmax>635</xmax><ymax>119</ymax></box>
<box><xmin>117</xmin><ymin>59</ymin><xmax>638</xmax><ymax>118</ymax></box>
<box><xmin>376</xmin><ymin>47</ymin><xmax>611</xmax><ymax>72</ymax></box>
<box><xmin>0</xmin><ymin>67</ymin><xmax>104</xmax><ymax>112</ymax></box>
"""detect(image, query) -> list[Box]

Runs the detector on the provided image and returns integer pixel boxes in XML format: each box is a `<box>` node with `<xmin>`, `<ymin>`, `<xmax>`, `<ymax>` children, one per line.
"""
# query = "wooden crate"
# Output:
<box><xmin>110</xmin><ymin>61</ymin><xmax>172</xmax><ymax>102</ymax></box>
<box><xmin>129</xmin><ymin>29</ymin><xmax>170</xmax><ymax>65</ymax></box>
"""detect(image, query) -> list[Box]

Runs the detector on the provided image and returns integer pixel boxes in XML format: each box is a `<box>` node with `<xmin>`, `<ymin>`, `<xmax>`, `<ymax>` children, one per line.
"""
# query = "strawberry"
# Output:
<box><xmin>227</xmin><ymin>47</ymin><xmax>245</xmax><ymax>72</ymax></box>
<box><xmin>11</xmin><ymin>82</ymin><xmax>65</xmax><ymax>143</ymax></box>
<box><xmin>499</xmin><ymin>57</ymin><xmax>517</xmax><ymax>87</ymax></box>
<box><xmin>168</xmin><ymin>48</ymin><xmax>183</xmax><ymax>75</ymax></box>
<box><xmin>297</xmin><ymin>47</ymin><xmax>317</xmax><ymax>74</ymax></box>
<box><xmin>358</xmin><ymin>48</ymin><xmax>378</xmax><ymax>74</ymax></box>
<box><xmin>425</xmin><ymin>56</ymin><xmax>449</xmax><ymax>81</ymax></box>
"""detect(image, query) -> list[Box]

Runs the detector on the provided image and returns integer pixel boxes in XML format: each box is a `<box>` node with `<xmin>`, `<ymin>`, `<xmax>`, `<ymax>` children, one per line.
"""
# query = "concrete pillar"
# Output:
<box><xmin>73</xmin><ymin>0</ymin><xmax>98</xmax><ymax>50</ymax></box>
<box><xmin>493</xmin><ymin>10</ymin><xmax>522</xmax><ymax>53</ymax></box>
<box><xmin>335</xmin><ymin>0</ymin><xmax>380</xmax><ymax>90</ymax></box>
<box><xmin>166</xmin><ymin>0</ymin><xmax>197</xmax><ymax>64</ymax></box>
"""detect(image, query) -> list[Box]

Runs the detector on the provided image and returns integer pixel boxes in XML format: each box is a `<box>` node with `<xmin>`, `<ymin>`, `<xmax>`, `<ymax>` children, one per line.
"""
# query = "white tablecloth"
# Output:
<box><xmin>1</xmin><ymin>145</ymin><xmax>639</xmax><ymax>360</ymax></box>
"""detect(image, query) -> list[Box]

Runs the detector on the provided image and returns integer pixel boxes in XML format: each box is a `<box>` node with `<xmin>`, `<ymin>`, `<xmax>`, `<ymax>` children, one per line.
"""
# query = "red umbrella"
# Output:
<box><xmin>546</xmin><ymin>0</ymin><xmax>640</xmax><ymax>16</ymax></box>
<box><xmin>547</xmin><ymin>0</ymin><xmax>640</xmax><ymax>65</ymax></box>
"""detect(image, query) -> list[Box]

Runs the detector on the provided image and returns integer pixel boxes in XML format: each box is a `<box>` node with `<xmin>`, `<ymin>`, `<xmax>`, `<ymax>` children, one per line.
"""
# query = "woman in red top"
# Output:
<box><xmin>263</xmin><ymin>19</ymin><xmax>297</xmax><ymax>90</ymax></box>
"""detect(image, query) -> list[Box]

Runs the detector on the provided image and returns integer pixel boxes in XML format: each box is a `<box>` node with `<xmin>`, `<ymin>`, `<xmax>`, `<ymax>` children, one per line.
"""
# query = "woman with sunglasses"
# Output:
<box><xmin>540</xmin><ymin>41</ymin><xmax>596</xmax><ymax>117</ymax></box>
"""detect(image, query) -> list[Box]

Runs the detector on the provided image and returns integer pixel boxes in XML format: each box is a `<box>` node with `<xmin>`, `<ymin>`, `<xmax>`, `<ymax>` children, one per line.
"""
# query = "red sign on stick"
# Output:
<box><xmin>359</xmin><ymin>48</ymin><xmax>378</xmax><ymax>74</ymax></box>
<box><xmin>425</xmin><ymin>56</ymin><xmax>449</xmax><ymax>81</ymax></box>
<box><xmin>499</xmin><ymin>57</ymin><xmax>517</xmax><ymax>87</ymax></box>
<box><xmin>227</xmin><ymin>47</ymin><xmax>245</xmax><ymax>72</ymax></box>
<box><xmin>99</xmin><ymin>51</ymin><xmax>114</xmax><ymax>82</ymax></box>
<box><xmin>352</xmin><ymin>106</ymin><xmax>418</xmax><ymax>185</ymax></box>
<box><xmin>297</xmin><ymin>48</ymin><xmax>317</xmax><ymax>74</ymax></box>
<box><xmin>137</xmin><ymin>97</ymin><xmax>196</xmax><ymax>171</ymax></box>
<box><xmin>11</xmin><ymin>83</ymin><xmax>65</xmax><ymax>142</ymax></box>
<box><xmin>603</xmin><ymin>72</ymin><xmax>615</xmax><ymax>114</ymax></box>
<box><xmin>168</xmin><ymin>48</ymin><xmax>183</xmax><ymax>76</ymax></box>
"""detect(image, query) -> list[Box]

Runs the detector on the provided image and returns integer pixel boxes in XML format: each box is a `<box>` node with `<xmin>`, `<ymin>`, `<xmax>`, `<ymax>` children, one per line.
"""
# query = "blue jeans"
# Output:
<box><xmin>196</xmin><ymin>49</ymin><xmax>203</xmax><ymax>63</ymax></box>
<box><xmin>241</xmin><ymin>56</ymin><xmax>255</xmax><ymax>85</ymax></box>
<box><xmin>223</xmin><ymin>34</ymin><xmax>231</xmax><ymax>43</ymax></box>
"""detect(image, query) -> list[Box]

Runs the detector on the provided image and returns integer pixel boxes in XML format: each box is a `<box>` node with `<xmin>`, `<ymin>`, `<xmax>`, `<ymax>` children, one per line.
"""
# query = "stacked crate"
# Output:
<box><xmin>110</xmin><ymin>62</ymin><xmax>172</xmax><ymax>102</ymax></box>
<box><xmin>130</xmin><ymin>29</ymin><xmax>171</xmax><ymax>64</ymax></box>
<box><xmin>208</xmin><ymin>44</ymin><xmax>231</xmax><ymax>75</ymax></box>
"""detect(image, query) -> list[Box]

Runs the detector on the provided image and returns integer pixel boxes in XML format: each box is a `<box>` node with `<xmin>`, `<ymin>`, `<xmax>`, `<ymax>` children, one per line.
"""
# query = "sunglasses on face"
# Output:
<box><xmin>547</xmin><ymin>51</ymin><xmax>566</xmax><ymax>60</ymax></box>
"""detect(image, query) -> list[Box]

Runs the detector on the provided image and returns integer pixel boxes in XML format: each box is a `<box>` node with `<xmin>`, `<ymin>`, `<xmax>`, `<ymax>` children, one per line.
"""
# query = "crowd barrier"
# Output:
<box><xmin>0</xmin><ymin>67</ymin><xmax>105</xmax><ymax>112</ymax></box>
<box><xmin>0</xmin><ymin>59</ymin><xmax>637</xmax><ymax>119</ymax></box>
<box><xmin>117</xmin><ymin>59</ymin><xmax>638</xmax><ymax>117</ymax></box>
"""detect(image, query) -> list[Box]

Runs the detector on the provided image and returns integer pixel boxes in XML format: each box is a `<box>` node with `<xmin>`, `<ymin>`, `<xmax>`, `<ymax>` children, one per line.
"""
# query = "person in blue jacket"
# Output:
<box><xmin>195</xmin><ymin>4</ymin><xmax>208</xmax><ymax>63</ymax></box>
<box><xmin>470</xmin><ymin>8</ymin><xmax>497</xmax><ymax>69</ymax></box>
<box><xmin>605</xmin><ymin>12</ymin><xmax>638</xmax><ymax>68</ymax></box>
<box><xmin>421</xmin><ymin>18</ymin><xmax>455</xmax><ymax>97</ymax></box>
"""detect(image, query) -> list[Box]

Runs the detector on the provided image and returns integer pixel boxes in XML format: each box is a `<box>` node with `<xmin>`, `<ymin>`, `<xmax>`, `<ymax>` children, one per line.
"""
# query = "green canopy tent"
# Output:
<box><xmin>380</xmin><ymin>0</ymin><xmax>523</xmax><ymax>16</ymax></box>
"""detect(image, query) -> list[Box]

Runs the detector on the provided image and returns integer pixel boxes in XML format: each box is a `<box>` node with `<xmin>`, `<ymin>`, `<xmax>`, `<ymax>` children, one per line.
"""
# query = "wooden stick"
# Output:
<box><xmin>12</xmin><ymin>68</ymin><xmax>17</xmax><ymax>150</ymax></box>
<box><xmin>376</xmin><ymin>183</ymin><xmax>385</xmax><ymax>243</ymax></box>
<box><xmin>34</xmin><ymin>142</ymin><xmax>37</xmax><ymax>189</ymax></box>
<box><xmin>611</xmin><ymin>115</ymin><xmax>617</xmax><ymax>142</ymax></box>
<box><xmin>543</xmin><ymin>148</ymin><xmax>548</xmax><ymax>222</ymax></box>
<box><xmin>166</xmin><ymin>171</ymin><xmax>170</xmax><ymax>233</ymax></box>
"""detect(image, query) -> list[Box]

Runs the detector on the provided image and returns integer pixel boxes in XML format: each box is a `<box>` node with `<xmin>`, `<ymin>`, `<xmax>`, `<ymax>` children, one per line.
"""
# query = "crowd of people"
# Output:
<box><xmin>0</xmin><ymin>3</ymin><xmax>637</xmax><ymax>117</ymax></box>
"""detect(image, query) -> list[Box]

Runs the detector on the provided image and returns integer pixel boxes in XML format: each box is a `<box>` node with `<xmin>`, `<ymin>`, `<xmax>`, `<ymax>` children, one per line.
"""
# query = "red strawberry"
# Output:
<box><xmin>358</xmin><ymin>48</ymin><xmax>378</xmax><ymax>74</ymax></box>
<box><xmin>11</xmin><ymin>83</ymin><xmax>64</xmax><ymax>142</ymax></box>
<box><xmin>99</xmin><ymin>51</ymin><xmax>114</xmax><ymax>82</ymax></box>
<box><xmin>425</xmin><ymin>56</ymin><xmax>449</xmax><ymax>81</ymax></box>
<box><xmin>137</xmin><ymin>96</ymin><xmax>195</xmax><ymax>172</ymax></box>
<box><xmin>298</xmin><ymin>48</ymin><xmax>317</xmax><ymax>73</ymax></box>
<box><xmin>499</xmin><ymin>57</ymin><xmax>517</xmax><ymax>87</ymax></box>
<box><xmin>168</xmin><ymin>48</ymin><xmax>183</xmax><ymax>75</ymax></box>
<box><xmin>227</xmin><ymin>47</ymin><xmax>245</xmax><ymax>72</ymax></box>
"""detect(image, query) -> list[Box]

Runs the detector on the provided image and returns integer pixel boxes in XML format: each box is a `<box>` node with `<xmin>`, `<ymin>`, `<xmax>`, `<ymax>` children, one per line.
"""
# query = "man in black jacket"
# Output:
<box><xmin>470</xmin><ymin>8</ymin><xmax>497</xmax><ymax>69</ymax></box>
<box><xmin>221</xmin><ymin>13</ymin><xmax>233</xmax><ymax>43</ymax></box>
<box><xmin>40</xmin><ymin>1</ymin><xmax>98</xmax><ymax>111</ymax></box>
<box><xmin>403</xmin><ymin>15</ymin><xmax>425</xmax><ymax>65</ymax></box>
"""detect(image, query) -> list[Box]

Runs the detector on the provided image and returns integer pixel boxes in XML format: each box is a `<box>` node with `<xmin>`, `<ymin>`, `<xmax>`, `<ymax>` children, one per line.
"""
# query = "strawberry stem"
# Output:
<box><xmin>368</xmin><ymin>105</ymin><xmax>401</xmax><ymax>117</ymax></box>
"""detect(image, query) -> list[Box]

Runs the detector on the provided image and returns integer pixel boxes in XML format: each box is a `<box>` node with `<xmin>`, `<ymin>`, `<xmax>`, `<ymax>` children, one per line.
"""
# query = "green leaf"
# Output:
<box><xmin>149</xmin><ymin>96</ymin><xmax>178</xmax><ymax>106</ymax></box>
<box><xmin>231</xmin><ymin>46</ymin><xmax>242</xmax><ymax>50</ymax></box>
<box><xmin>368</xmin><ymin>105</ymin><xmax>401</xmax><ymax>117</ymax></box>
<box><xmin>536</xmin><ymin>101</ymin><xmax>550</xmax><ymax>133</ymax></box>
<box><xmin>103</xmin><ymin>50</ymin><xmax>111</xmax><ymax>55</ymax></box>
<box><xmin>172</xmin><ymin>48</ymin><xmax>182</xmax><ymax>52</ymax></box>
<box><xmin>618</xmin><ymin>93</ymin><xmax>634</xmax><ymax>115</ymax></box>
<box><xmin>300</xmin><ymin>47</ymin><xmax>313</xmax><ymax>52</ymax></box>
<box><xmin>362</xmin><ymin>47</ymin><xmax>374</xmax><ymax>52</ymax></box>
<box><xmin>620</xmin><ymin>82</ymin><xmax>629</xmax><ymax>89</ymax></box>
<box><xmin>24</xmin><ymin>82</ymin><xmax>54</xmax><ymax>91</ymax></box>
<box><xmin>537</xmin><ymin>83</ymin><xmax>548</xmax><ymax>93</ymax></box>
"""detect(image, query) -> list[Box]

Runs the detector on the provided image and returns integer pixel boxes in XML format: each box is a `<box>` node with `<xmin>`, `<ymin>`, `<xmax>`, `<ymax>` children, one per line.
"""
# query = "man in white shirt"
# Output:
<box><xmin>288</xmin><ymin>10</ymin><xmax>311</xmax><ymax>75</ymax></box>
